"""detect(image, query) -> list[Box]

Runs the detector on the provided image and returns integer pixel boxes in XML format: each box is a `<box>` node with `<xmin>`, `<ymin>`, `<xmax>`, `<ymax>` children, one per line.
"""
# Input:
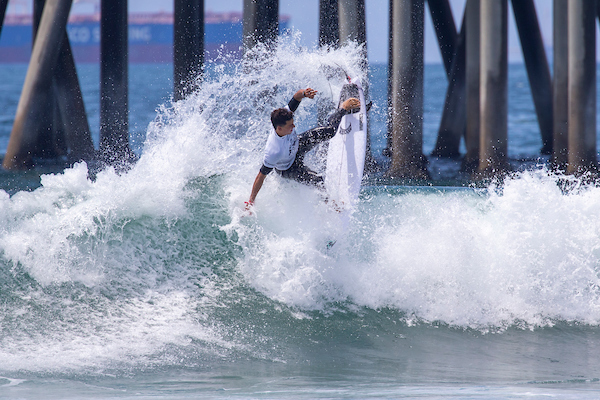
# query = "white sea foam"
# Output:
<box><xmin>0</xmin><ymin>291</ymin><xmax>231</xmax><ymax>372</ymax></box>
<box><xmin>230</xmin><ymin>169</ymin><xmax>600</xmax><ymax>330</ymax></box>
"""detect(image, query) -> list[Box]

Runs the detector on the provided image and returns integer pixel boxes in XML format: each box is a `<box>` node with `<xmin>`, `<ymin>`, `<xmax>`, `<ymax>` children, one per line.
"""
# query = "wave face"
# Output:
<box><xmin>1</xmin><ymin>37</ymin><xmax>600</xmax><ymax>378</ymax></box>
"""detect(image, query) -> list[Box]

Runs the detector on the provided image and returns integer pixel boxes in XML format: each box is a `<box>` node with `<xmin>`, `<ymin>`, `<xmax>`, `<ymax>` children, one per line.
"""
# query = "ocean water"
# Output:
<box><xmin>2</xmin><ymin>38</ymin><xmax>600</xmax><ymax>399</ymax></box>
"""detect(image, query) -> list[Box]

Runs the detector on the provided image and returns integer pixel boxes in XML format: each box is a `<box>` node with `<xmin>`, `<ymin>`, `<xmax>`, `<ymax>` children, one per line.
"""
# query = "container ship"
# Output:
<box><xmin>0</xmin><ymin>11</ymin><xmax>290</xmax><ymax>63</ymax></box>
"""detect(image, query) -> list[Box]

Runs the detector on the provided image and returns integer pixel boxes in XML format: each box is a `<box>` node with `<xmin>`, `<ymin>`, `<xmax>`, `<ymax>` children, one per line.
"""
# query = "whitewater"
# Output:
<box><xmin>1</xmin><ymin>38</ymin><xmax>600</xmax><ymax>398</ymax></box>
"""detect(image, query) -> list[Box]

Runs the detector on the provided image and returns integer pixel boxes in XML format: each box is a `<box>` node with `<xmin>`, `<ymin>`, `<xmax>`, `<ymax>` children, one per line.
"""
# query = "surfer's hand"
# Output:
<box><xmin>341</xmin><ymin>97</ymin><xmax>360</xmax><ymax>110</ymax></box>
<box><xmin>303</xmin><ymin>88</ymin><xmax>317</xmax><ymax>99</ymax></box>
<box><xmin>294</xmin><ymin>88</ymin><xmax>317</xmax><ymax>101</ymax></box>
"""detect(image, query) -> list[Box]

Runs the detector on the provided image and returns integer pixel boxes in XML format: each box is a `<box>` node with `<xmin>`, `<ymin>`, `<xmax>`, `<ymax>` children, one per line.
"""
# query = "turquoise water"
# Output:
<box><xmin>2</xmin><ymin>39</ymin><xmax>600</xmax><ymax>399</ymax></box>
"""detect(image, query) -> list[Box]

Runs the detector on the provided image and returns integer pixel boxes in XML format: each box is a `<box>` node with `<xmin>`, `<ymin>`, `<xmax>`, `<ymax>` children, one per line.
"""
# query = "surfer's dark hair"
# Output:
<box><xmin>271</xmin><ymin>108</ymin><xmax>293</xmax><ymax>129</ymax></box>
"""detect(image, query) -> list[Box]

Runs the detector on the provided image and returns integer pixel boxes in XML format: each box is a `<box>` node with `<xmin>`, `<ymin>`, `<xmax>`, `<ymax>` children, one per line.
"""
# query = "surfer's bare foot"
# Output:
<box><xmin>243</xmin><ymin>201</ymin><xmax>254</xmax><ymax>215</ymax></box>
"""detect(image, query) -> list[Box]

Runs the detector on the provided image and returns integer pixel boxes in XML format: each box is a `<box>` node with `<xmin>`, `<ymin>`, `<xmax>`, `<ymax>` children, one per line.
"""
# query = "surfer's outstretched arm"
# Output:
<box><xmin>247</xmin><ymin>171</ymin><xmax>268</xmax><ymax>208</ymax></box>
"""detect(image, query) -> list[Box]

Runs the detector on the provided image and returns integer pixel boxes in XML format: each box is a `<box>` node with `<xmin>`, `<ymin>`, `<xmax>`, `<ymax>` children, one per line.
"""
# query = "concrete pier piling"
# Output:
<box><xmin>3</xmin><ymin>0</ymin><xmax>73</xmax><ymax>169</ymax></box>
<box><xmin>243</xmin><ymin>0</ymin><xmax>279</xmax><ymax>52</ymax></box>
<box><xmin>463</xmin><ymin>0</ymin><xmax>480</xmax><ymax>173</ymax></box>
<box><xmin>552</xmin><ymin>0</ymin><xmax>569</xmax><ymax>170</ymax></box>
<box><xmin>338</xmin><ymin>0</ymin><xmax>367</xmax><ymax>76</ymax></box>
<box><xmin>338</xmin><ymin>0</ymin><xmax>366</xmax><ymax>50</ymax></box>
<box><xmin>100</xmin><ymin>0</ymin><xmax>133</xmax><ymax>166</ymax></box>
<box><xmin>174</xmin><ymin>0</ymin><xmax>204</xmax><ymax>101</ymax></box>
<box><xmin>387</xmin><ymin>0</ymin><xmax>429</xmax><ymax>180</ymax></box>
<box><xmin>319</xmin><ymin>0</ymin><xmax>339</xmax><ymax>48</ymax></box>
<box><xmin>478</xmin><ymin>0</ymin><xmax>508</xmax><ymax>176</ymax></box>
<box><xmin>32</xmin><ymin>0</ymin><xmax>62</xmax><ymax>160</ymax></box>
<box><xmin>567</xmin><ymin>0</ymin><xmax>597</xmax><ymax>174</ymax></box>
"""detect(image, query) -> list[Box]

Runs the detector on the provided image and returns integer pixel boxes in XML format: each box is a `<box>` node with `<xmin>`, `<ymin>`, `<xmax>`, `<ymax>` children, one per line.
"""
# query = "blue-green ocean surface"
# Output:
<box><xmin>2</xmin><ymin>38</ymin><xmax>600</xmax><ymax>399</ymax></box>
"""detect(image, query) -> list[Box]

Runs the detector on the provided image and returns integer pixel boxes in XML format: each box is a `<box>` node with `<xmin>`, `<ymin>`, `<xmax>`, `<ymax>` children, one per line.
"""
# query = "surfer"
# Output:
<box><xmin>246</xmin><ymin>87</ymin><xmax>360</xmax><ymax>208</ymax></box>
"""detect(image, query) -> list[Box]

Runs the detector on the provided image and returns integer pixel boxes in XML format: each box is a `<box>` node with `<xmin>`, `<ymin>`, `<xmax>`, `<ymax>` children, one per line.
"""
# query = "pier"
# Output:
<box><xmin>0</xmin><ymin>0</ymin><xmax>598</xmax><ymax>178</ymax></box>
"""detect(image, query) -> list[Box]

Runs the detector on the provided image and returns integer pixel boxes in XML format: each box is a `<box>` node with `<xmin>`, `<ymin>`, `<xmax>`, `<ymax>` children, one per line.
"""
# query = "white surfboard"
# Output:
<box><xmin>323</xmin><ymin>76</ymin><xmax>367</xmax><ymax>249</ymax></box>
<box><xmin>325</xmin><ymin>76</ymin><xmax>367</xmax><ymax>214</ymax></box>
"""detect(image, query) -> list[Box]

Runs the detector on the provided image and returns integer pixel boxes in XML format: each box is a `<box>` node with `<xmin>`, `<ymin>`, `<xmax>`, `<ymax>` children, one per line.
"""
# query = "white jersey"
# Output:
<box><xmin>262</xmin><ymin>102</ymin><xmax>301</xmax><ymax>171</ymax></box>
<box><xmin>262</xmin><ymin>127</ymin><xmax>299</xmax><ymax>171</ymax></box>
